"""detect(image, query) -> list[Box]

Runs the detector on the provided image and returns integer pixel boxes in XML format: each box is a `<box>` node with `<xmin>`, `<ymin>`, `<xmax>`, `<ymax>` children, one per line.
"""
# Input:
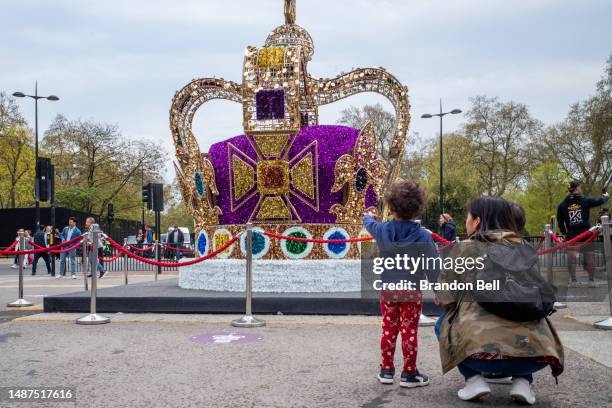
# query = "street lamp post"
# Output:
<box><xmin>13</xmin><ymin>82</ymin><xmax>59</xmax><ymax>231</ymax></box>
<box><xmin>421</xmin><ymin>100</ymin><xmax>462</xmax><ymax>216</ymax></box>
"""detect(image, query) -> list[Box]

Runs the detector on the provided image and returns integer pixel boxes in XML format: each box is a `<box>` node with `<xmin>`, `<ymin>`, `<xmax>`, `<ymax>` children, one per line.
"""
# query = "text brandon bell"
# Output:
<box><xmin>372</xmin><ymin>280</ymin><xmax>500</xmax><ymax>291</ymax></box>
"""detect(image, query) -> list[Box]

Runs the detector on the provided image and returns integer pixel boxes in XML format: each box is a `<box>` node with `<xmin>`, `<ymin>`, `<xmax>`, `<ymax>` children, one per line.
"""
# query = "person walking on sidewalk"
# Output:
<box><xmin>31</xmin><ymin>225</ymin><xmax>52</xmax><ymax>275</ymax></box>
<box><xmin>58</xmin><ymin>217</ymin><xmax>81</xmax><ymax>279</ymax></box>
<box><xmin>85</xmin><ymin>217</ymin><xmax>105</xmax><ymax>279</ymax></box>
<box><xmin>556</xmin><ymin>181</ymin><xmax>609</xmax><ymax>284</ymax></box>
<box><xmin>363</xmin><ymin>181</ymin><xmax>438</xmax><ymax>389</ymax></box>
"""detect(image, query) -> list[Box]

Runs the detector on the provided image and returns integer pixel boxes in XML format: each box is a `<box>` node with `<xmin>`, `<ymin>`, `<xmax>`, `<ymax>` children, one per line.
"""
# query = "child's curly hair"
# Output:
<box><xmin>384</xmin><ymin>181</ymin><xmax>427</xmax><ymax>221</ymax></box>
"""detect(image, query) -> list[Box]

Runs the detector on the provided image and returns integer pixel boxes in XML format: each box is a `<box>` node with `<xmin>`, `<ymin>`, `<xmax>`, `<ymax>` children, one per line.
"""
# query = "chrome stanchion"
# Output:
<box><xmin>123</xmin><ymin>238</ymin><xmax>128</xmax><ymax>285</ymax></box>
<box><xmin>594</xmin><ymin>215</ymin><xmax>612</xmax><ymax>330</ymax></box>
<box><xmin>232</xmin><ymin>223</ymin><xmax>265</xmax><ymax>327</ymax></box>
<box><xmin>82</xmin><ymin>235</ymin><xmax>89</xmax><ymax>291</ymax></box>
<box><xmin>77</xmin><ymin>224</ymin><xmax>110</xmax><ymax>325</ymax></box>
<box><xmin>7</xmin><ymin>230</ymin><xmax>33</xmax><ymax>308</ymax></box>
<box><xmin>154</xmin><ymin>240</ymin><xmax>159</xmax><ymax>281</ymax></box>
<box><xmin>416</xmin><ymin>220</ymin><xmax>436</xmax><ymax>326</ymax></box>
<box><xmin>546</xmin><ymin>224</ymin><xmax>567</xmax><ymax>310</ymax></box>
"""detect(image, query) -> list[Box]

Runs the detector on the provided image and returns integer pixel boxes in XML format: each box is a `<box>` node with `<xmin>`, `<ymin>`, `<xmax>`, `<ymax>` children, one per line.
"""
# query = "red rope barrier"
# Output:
<box><xmin>567</xmin><ymin>229</ymin><xmax>600</xmax><ymax>250</ymax></box>
<box><xmin>127</xmin><ymin>244</ymin><xmax>155</xmax><ymax>252</ymax></box>
<box><xmin>49</xmin><ymin>241</ymin><xmax>83</xmax><ymax>254</ymax></box>
<box><xmin>2</xmin><ymin>234</ymin><xmax>84</xmax><ymax>256</ymax></box>
<box><xmin>100</xmin><ymin>252</ymin><xmax>123</xmax><ymax>263</ymax></box>
<box><xmin>430</xmin><ymin>232</ymin><xmax>451</xmax><ymax>244</ymax></box>
<box><xmin>263</xmin><ymin>231</ymin><xmax>373</xmax><ymax>243</ymax></box>
<box><xmin>0</xmin><ymin>241</ymin><xmax>19</xmax><ymax>255</ymax></box>
<box><xmin>549</xmin><ymin>232</ymin><xmax>563</xmax><ymax>244</ymax></box>
<box><xmin>159</xmin><ymin>243</ymin><xmax>194</xmax><ymax>252</ymax></box>
<box><xmin>536</xmin><ymin>229</ymin><xmax>596</xmax><ymax>255</ymax></box>
<box><xmin>106</xmin><ymin>236</ymin><xmax>238</xmax><ymax>267</ymax></box>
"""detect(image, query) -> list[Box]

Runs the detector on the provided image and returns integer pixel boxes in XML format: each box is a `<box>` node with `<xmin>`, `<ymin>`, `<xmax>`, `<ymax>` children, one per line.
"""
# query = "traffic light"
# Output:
<box><xmin>37</xmin><ymin>157</ymin><xmax>52</xmax><ymax>202</ymax></box>
<box><xmin>152</xmin><ymin>183</ymin><xmax>164</xmax><ymax>212</ymax></box>
<box><xmin>142</xmin><ymin>183</ymin><xmax>152</xmax><ymax>210</ymax></box>
<box><xmin>107</xmin><ymin>203</ymin><xmax>114</xmax><ymax>223</ymax></box>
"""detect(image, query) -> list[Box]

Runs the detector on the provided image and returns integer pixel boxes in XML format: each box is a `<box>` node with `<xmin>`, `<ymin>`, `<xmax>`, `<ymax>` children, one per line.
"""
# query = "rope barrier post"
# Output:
<box><xmin>7</xmin><ymin>230</ymin><xmax>33</xmax><ymax>308</ymax></box>
<box><xmin>154</xmin><ymin>240</ymin><xmax>160</xmax><ymax>281</ymax></box>
<box><xmin>82</xmin><ymin>235</ymin><xmax>89</xmax><ymax>291</ymax></box>
<box><xmin>77</xmin><ymin>224</ymin><xmax>110</xmax><ymax>325</ymax></box>
<box><xmin>544</xmin><ymin>224</ymin><xmax>553</xmax><ymax>283</ymax></box>
<box><xmin>123</xmin><ymin>238</ymin><xmax>128</xmax><ymax>285</ymax></box>
<box><xmin>546</xmin><ymin>224</ymin><xmax>567</xmax><ymax>310</ymax></box>
<box><xmin>232</xmin><ymin>223</ymin><xmax>265</xmax><ymax>328</ymax></box>
<box><xmin>415</xmin><ymin>220</ymin><xmax>436</xmax><ymax>327</ymax></box>
<box><xmin>594</xmin><ymin>215</ymin><xmax>612</xmax><ymax>330</ymax></box>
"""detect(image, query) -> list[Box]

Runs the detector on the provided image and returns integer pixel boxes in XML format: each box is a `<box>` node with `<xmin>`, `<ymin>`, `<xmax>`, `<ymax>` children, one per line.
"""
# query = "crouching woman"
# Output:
<box><xmin>435</xmin><ymin>197</ymin><xmax>563</xmax><ymax>405</ymax></box>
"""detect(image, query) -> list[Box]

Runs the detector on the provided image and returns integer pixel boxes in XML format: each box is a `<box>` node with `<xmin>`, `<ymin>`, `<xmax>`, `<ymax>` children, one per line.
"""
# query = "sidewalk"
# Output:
<box><xmin>1</xmin><ymin>312</ymin><xmax>610</xmax><ymax>407</ymax></box>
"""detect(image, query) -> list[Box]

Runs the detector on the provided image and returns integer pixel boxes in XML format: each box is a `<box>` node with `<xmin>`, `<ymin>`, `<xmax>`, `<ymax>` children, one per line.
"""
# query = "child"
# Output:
<box><xmin>363</xmin><ymin>181</ymin><xmax>436</xmax><ymax>388</ymax></box>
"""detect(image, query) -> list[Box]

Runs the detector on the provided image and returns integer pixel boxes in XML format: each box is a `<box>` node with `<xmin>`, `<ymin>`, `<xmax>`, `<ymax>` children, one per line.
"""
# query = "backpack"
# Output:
<box><xmin>471</xmin><ymin>242</ymin><xmax>556</xmax><ymax>322</ymax></box>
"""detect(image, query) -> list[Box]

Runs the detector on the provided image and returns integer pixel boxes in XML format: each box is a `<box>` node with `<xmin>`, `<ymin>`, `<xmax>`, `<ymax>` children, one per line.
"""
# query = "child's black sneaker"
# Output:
<box><xmin>400</xmin><ymin>370</ymin><xmax>430</xmax><ymax>388</ymax></box>
<box><xmin>377</xmin><ymin>368</ymin><xmax>395</xmax><ymax>384</ymax></box>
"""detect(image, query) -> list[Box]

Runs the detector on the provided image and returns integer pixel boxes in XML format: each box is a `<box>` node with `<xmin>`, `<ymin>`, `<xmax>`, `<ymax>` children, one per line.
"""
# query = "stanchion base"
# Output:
<box><xmin>231</xmin><ymin>315</ymin><xmax>266</xmax><ymax>328</ymax></box>
<box><xmin>76</xmin><ymin>314</ymin><xmax>110</xmax><ymax>325</ymax></box>
<box><xmin>7</xmin><ymin>299</ymin><xmax>34</xmax><ymax>308</ymax></box>
<box><xmin>593</xmin><ymin>317</ymin><xmax>612</xmax><ymax>330</ymax></box>
<box><xmin>419</xmin><ymin>314</ymin><xmax>436</xmax><ymax>327</ymax></box>
<box><xmin>554</xmin><ymin>302</ymin><xmax>567</xmax><ymax>309</ymax></box>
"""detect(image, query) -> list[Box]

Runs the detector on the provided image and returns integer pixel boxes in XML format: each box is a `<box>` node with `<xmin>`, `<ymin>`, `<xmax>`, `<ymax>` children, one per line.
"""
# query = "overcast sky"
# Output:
<box><xmin>2</xmin><ymin>0</ymin><xmax>610</xmax><ymax>180</ymax></box>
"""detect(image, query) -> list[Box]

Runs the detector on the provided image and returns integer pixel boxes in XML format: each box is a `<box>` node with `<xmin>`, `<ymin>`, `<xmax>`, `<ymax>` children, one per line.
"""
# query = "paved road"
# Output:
<box><xmin>0</xmin><ymin>260</ymin><xmax>611</xmax><ymax>407</ymax></box>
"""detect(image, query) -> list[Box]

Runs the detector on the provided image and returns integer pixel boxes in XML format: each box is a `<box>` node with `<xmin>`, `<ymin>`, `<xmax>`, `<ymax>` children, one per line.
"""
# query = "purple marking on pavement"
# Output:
<box><xmin>190</xmin><ymin>332</ymin><xmax>263</xmax><ymax>345</ymax></box>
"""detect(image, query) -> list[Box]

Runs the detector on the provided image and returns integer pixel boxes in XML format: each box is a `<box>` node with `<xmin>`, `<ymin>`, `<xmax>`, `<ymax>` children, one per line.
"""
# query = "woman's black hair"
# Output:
<box><xmin>466</xmin><ymin>196</ymin><xmax>521</xmax><ymax>240</ymax></box>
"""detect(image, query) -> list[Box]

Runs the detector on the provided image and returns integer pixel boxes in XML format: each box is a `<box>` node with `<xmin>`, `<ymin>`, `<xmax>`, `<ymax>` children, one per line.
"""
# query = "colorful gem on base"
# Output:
<box><xmin>357</xmin><ymin>228</ymin><xmax>375</xmax><ymax>257</ymax></box>
<box><xmin>240</xmin><ymin>228</ymin><xmax>270</xmax><ymax>259</ymax></box>
<box><xmin>195</xmin><ymin>170</ymin><xmax>205</xmax><ymax>197</ymax></box>
<box><xmin>196</xmin><ymin>230</ymin><xmax>209</xmax><ymax>257</ymax></box>
<box><xmin>323</xmin><ymin>227</ymin><xmax>350</xmax><ymax>259</ymax></box>
<box><xmin>213</xmin><ymin>228</ymin><xmax>234</xmax><ymax>259</ymax></box>
<box><xmin>280</xmin><ymin>227</ymin><xmax>313</xmax><ymax>259</ymax></box>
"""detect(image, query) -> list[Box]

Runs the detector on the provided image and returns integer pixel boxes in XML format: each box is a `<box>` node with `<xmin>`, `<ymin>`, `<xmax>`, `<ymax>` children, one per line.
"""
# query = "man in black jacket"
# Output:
<box><xmin>31</xmin><ymin>225</ymin><xmax>52</xmax><ymax>275</ymax></box>
<box><xmin>556</xmin><ymin>181</ymin><xmax>609</xmax><ymax>284</ymax></box>
<box><xmin>167</xmin><ymin>225</ymin><xmax>185</xmax><ymax>262</ymax></box>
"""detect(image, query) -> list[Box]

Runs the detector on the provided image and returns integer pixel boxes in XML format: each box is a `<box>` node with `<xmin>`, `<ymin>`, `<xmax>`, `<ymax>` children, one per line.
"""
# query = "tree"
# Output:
<box><xmin>539</xmin><ymin>54</ymin><xmax>612</xmax><ymax>193</ymax></box>
<box><xmin>0</xmin><ymin>92</ymin><xmax>34</xmax><ymax>208</ymax></box>
<box><xmin>420</xmin><ymin>133</ymin><xmax>480</xmax><ymax>231</ymax></box>
<box><xmin>0</xmin><ymin>126</ymin><xmax>35</xmax><ymax>208</ymax></box>
<box><xmin>508</xmin><ymin>161</ymin><xmax>569</xmax><ymax>235</ymax></box>
<box><xmin>464</xmin><ymin>96</ymin><xmax>541</xmax><ymax>196</ymax></box>
<box><xmin>42</xmin><ymin>115</ymin><xmax>167</xmax><ymax>220</ymax></box>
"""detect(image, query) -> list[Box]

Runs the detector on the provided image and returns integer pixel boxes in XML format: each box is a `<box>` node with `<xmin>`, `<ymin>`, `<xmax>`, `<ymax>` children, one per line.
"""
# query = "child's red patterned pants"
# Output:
<box><xmin>380</xmin><ymin>296</ymin><xmax>422</xmax><ymax>373</ymax></box>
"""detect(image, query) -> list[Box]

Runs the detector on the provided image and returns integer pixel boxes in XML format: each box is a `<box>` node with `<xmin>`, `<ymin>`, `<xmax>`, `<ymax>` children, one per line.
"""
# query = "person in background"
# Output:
<box><xmin>439</xmin><ymin>213</ymin><xmax>457</xmax><ymax>242</ymax></box>
<box><xmin>31</xmin><ymin>225</ymin><xmax>52</xmax><ymax>275</ymax></box>
<box><xmin>136</xmin><ymin>228</ymin><xmax>145</xmax><ymax>246</ymax></box>
<box><xmin>556</xmin><ymin>181</ymin><xmax>609</xmax><ymax>285</ymax></box>
<box><xmin>11</xmin><ymin>229</ymin><xmax>20</xmax><ymax>269</ymax></box>
<box><xmin>23</xmin><ymin>230</ymin><xmax>32</xmax><ymax>267</ymax></box>
<box><xmin>84</xmin><ymin>217</ymin><xmax>105</xmax><ymax>279</ymax></box>
<box><xmin>145</xmin><ymin>225</ymin><xmax>153</xmax><ymax>244</ymax></box>
<box><xmin>167</xmin><ymin>225</ymin><xmax>185</xmax><ymax>262</ymax></box>
<box><xmin>58</xmin><ymin>217</ymin><xmax>81</xmax><ymax>279</ymax></box>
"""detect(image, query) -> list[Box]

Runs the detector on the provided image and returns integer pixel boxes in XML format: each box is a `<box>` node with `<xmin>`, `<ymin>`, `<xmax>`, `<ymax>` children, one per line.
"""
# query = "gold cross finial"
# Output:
<box><xmin>284</xmin><ymin>0</ymin><xmax>296</xmax><ymax>25</ymax></box>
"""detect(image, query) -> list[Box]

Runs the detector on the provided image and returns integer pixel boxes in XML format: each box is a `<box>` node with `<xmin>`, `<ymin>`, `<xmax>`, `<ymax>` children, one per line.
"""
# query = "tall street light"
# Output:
<box><xmin>13</xmin><ymin>81</ymin><xmax>60</xmax><ymax>230</ymax></box>
<box><xmin>421</xmin><ymin>99</ymin><xmax>461</xmax><ymax>216</ymax></box>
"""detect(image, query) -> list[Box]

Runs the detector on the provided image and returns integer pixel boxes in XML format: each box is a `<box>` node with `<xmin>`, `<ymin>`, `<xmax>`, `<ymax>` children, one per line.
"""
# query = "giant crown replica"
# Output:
<box><xmin>170</xmin><ymin>0</ymin><xmax>409</xmax><ymax>270</ymax></box>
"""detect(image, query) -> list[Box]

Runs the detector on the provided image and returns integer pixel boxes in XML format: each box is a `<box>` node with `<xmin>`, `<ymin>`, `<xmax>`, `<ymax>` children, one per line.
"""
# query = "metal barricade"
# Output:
<box><xmin>594</xmin><ymin>215</ymin><xmax>612</xmax><ymax>330</ymax></box>
<box><xmin>77</xmin><ymin>224</ymin><xmax>110</xmax><ymax>325</ymax></box>
<box><xmin>7</xmin><ymin>230</ymin><xmax>33</xmax><ymax>308</ymax></box>
<box><xmin>232</xmin><ymin>223</ymin><xmax>265</xmax><ymax>327</ymax></box>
